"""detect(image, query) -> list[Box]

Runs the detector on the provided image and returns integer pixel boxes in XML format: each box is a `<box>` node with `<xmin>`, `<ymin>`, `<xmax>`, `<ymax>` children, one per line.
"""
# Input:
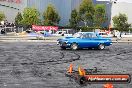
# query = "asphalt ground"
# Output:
<box><xmin>0</xmin><ymin>42</ymin><xmax>132</xmax><ymax>88</ymax></box>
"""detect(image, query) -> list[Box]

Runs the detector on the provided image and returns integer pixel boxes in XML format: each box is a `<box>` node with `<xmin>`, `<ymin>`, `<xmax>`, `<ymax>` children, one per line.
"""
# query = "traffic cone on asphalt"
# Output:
<box><xmin>67</xmin><ymin>64</ymin><xmax>73</xmax><ymax>74</ymax></box>
<box><xmin>103</xmin><ymin>83</ymin><xmax>114</xmax><ymax>88</ymax></box>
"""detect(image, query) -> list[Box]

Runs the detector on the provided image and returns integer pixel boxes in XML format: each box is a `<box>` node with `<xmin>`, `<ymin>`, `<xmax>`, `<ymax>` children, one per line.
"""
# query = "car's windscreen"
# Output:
<box><xmin>73</xmin><ymin>33</ymin><xmax>82</xmax><ymax>38</ymax></box>
<box><xmin>82</xmin><ymin>33</ymin><xmax>97</xmax><ymax>38</ymax></box>
<box><xmin>99</xmin><ymin>33</ymin><xmax>107</xmax><ymax>35</ymax></box>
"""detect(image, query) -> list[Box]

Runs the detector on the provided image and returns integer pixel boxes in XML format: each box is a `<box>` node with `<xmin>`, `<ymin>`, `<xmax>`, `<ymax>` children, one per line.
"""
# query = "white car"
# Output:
<box><xmin>121</xmin><ymin>33</ymin><xmax>132</xmax><ymax>38</ymax></box>
<box><xmin>98</xmin><ymin>32</ymin><xmax>113</xmax><ymax>38</ymax></box>
<box><xmin>53</xmin><ymin>31</ymin><xmax>72</xmax><ymax>36</ymax></box>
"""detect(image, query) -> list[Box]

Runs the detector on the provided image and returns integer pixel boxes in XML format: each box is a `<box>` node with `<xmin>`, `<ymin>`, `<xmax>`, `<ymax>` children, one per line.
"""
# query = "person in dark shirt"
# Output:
<box><xmin>1</xmin><ymin>29</ymin><xmax>5</xmax><ymax>34</ymax></box>
<box><xmin>11</xmin><ymin>23</ymin><xmax>15</xmax><ymax>27</ymax></box>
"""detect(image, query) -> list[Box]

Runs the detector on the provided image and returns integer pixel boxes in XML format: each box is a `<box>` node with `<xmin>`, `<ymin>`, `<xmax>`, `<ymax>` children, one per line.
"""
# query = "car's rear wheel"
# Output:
<box><xmin>71</xmin><ymin>43</ymin><xmax>78</xmax><ymax>50</ymax></box>
<box><xmin>98</xmin><ymin>44</ymin><xmax>105</xmax><ymax>50</ymax></box>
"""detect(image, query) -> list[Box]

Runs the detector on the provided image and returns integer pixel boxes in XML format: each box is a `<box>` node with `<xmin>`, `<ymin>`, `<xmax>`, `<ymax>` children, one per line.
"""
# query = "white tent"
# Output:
<box><xmin>97</xmin><ymin>0</ymin><xmax>132</xmax><ymax>3</ymax></box>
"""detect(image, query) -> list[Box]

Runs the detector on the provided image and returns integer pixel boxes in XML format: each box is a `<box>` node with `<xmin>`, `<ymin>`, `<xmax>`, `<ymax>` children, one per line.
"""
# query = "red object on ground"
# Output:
<box><xmin>32</xmin><ymin>25</ymin><xmax>58</xmax><ymax>31</ymax></box>
<box><xmin>103</xmin><ymin>83</ymin><xmax>114</xmax><ymax>88</ymax></box>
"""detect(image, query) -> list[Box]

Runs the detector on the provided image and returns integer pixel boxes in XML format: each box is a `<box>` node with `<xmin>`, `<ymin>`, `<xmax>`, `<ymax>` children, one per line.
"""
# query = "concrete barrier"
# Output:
<box><xmin>112</xmin><ymin>37</ymin><xmax>132</xmax><ymax>43</ymax></box>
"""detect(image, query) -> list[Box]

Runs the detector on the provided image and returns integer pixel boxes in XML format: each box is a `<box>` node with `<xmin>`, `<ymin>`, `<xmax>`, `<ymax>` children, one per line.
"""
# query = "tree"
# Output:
<box><xmin>43</xmin><ymin>4</ymin><xmax>60</xmax><ymax>26</ymax></box>
<box><xmin>0</xmin><ymin>11</ymin><xmax>5</xmax><ymax>22</ymax></box>
<box><xmin>112</xmin><ymin>13</ymin><xmax>131</xmax><ymax>32</ymax></box>
<box><xmin>69</xmin><ymin>9</ymin><xmax>80</xmax><ymax>28</ymax></box>
<box><xmin>94</xmin><ymin>4</ymin><xmax>107</xmax><ymax>28</ymax></box>
<box><xmin>22</xmin><ymin>7</ymin><xmax>41</xmax><ymax>26</ymax></box>
<box><xmin>79</xmin><ymin>0</ymin><xmax>95</xmax><ymax>27</ymax></box>
<box><xmin>15</xmin><ymin>12</ymin><xmax>23</xmax><ymax>26</ymax></box>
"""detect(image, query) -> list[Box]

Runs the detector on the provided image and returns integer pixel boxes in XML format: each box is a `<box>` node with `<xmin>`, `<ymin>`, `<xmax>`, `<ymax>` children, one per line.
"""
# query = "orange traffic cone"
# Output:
<box><xmin>103</xmin><ymin>83</ymin><xmax>114</xmax><ymax>88</ymax></box>
<box><xmin>67</xmin><ymin>64</ymin><xmax>73</xmax><ymax>74</ymax></box>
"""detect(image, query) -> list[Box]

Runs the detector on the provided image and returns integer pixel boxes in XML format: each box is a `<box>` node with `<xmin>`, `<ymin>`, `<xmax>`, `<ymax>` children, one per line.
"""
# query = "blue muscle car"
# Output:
<box><xmin>57</xmin><ymin>32</ymin><xmax>112</xmax><ymax>50</ymax></box>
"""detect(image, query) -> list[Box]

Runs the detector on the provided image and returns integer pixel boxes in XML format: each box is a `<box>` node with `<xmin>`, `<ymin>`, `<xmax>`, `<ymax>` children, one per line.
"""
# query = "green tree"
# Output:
<box><xmin>112</xmin><ymin>13</ymin><xmax>131</xmax><ymax>32</ymax></box>
<box><xmin>94</xmin><ymin>4</ymin><xmax>107</xmax><ymax>28</ymax></box>
<box><xmin>79</xmin><ymin>0</ymin><xmax>95</xmax><ymax>27</ymax></box>
<box><xmin>0</xmin><ymin>11</ymin><xmax>5</xmax><ymax>22</ymax></box>
<box><xmin>22</xmin><ymin>7</ymin><xmax>41</xmax><ymax>26</ymax></box>
<box><xmin>43</xmin><ymin>4</ymin><xmax>60</xmax><ymax>26</ymax></box>
<box><xmin>15</xmin><ymin>12</ymin><xmax>23</xmax><ymax>26</ymax></box>
<box><xmin>69</xmin><ymin>9</ymin><xmax>80</xmax><ymax>28</ymax></box>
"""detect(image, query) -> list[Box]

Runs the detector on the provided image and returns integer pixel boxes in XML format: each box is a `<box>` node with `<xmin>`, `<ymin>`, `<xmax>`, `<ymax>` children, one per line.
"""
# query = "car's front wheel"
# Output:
<box><xmin>60</xmin><ymin>42</ymin><xmax>67</xmax><ymax>50</ymax></box>
<box><xmin>71</xmin><ymin>43</ymin><xmax>78</xmax><ymax>50</ymax></box>
<box><xmin>98</xmin><ymin>44</ymin><xmax>105</xmax><ymax>50</ymax></box>
<box><xmin>61</xmin><ymin>47</ymin><xmax>66</xmax><ymax>50</ymax></box>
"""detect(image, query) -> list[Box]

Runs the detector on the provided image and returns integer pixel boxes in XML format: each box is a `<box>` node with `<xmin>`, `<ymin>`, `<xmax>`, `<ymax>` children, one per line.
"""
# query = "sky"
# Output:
<box><xmin>96</xmin><ymin>0</ymin><xmax>132</xmax><ymax>3</ymax></box>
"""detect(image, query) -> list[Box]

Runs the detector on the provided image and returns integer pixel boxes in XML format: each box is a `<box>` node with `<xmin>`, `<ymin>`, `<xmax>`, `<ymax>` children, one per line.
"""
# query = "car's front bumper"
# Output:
<box><xmin>105</xmin><ymin>41</ymin><xmax>112</xmax><ymax>46</ymax></box>
<box><xmin>57</xmin><ymin>41</ymin><xmax>71</xmax><ymax>48</ymax></box>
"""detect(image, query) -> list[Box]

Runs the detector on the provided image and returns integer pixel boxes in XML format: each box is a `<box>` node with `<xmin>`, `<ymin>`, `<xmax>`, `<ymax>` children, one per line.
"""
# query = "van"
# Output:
<box><xmin>53</xmin><ymin>31</ymin><xmax>72</xmax><ymax>36</ymax></box>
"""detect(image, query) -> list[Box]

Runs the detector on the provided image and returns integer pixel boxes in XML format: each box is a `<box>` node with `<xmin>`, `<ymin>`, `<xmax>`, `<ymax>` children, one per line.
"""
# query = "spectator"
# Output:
<box><xmin>4</xmin><ymin>20</ymin><xmax>8</xmax><ymax>26</ymax></box>
<box><xmin>1</xmin><ymin>29</ymin><xmax>5</xmax><ymax>34</ymax></box>
<box><xmin>117</xmin><ymin>31</ymin><xmax>121</xmax><ymax>39</ymax></box>
<box><xmin>11</xmin><ymin>23</ymin><xmax>15</xmax><ymax>27</ymax></box>
<box><xmin>7</xmin><ymin>23</ymin><xmax>11</xmax><ymax>27</ymax></box>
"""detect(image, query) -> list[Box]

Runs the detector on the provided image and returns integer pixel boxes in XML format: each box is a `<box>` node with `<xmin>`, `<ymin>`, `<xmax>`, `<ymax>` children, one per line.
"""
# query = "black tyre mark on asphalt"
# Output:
<box><xmin>71</xmin><ymin>52</ymin><xmax>80</xmax><ymax>61</ymax></box>
<box><xmin>0</xmin><ymin>52</ymin><xmax>80</xmax><ymax>66</ymax></box>
<box><xmin>1</xmin><ymin>43</ymin><xmax>132</xmax><ymax>88</ymax></box>
<box><xmin>116</xmin><ymin>50</ymin><xmax>132</xmax><ymax>55</ymax></box>
<box><xmin>104</xmin><ymin>58</ymin><xmax>132</xmax><ymax>71</ymax></box>
<box><xmin>20</xmin><ymin>52</ymin><xmax>81</xmax><ymax>78</ymax></box>
<box><xmin>30</xmin><ymin>65</ymin><xmax>44</xmax><ymax>77</ymax></box>
<box><xmin>10</xmin><ymin>68</ymin><xmax>23</xmax><ymax>79</ymax></box>
<box><xmin>59</xmin><ymin>52</ymin><xmax>64</xmax><ymax>59</ymax></box>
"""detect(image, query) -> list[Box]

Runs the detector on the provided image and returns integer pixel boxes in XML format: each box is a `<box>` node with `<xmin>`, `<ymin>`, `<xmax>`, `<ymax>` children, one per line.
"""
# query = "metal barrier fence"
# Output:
<box><xmin>0</xmin><ymin>26</ymin><xmax>24</xmax><ymax>34</ymax></box>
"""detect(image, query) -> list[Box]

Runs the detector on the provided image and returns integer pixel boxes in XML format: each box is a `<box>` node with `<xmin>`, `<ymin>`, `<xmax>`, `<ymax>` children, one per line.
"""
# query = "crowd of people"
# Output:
<box><xmin>0</xmin><ymin>20</ymin><xmax>16</xmax><ymax>34</ymax></box>
<box><xmin>0</xmin><ymin>20</ymin><xmax>15</xmax><ymax>27</ymax></box>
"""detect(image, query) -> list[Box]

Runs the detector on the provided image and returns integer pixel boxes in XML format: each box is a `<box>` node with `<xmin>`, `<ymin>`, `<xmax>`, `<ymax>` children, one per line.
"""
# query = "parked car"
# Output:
<box><xmin>98</xmin><ymin>32</ymin><xmax>113</xmax><ymax>38</ymax></box>
<box><xmin>53</xmin><ymin>31</ymin><xmax>72</xmax><ymax>36</ymax></box>
<box><xmin>57</xmin><ymin>32</ymin><xmax>112</xmax><ymax>50</ymax></box>
<box><xmin>121</xmin><ymin>33</ymin><xmax>132</xmax><ymax>38</ymax></box>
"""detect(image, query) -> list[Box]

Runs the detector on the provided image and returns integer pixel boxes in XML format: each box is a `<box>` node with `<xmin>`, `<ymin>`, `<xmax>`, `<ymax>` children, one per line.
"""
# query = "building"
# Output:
<box><xmin>111</xmin><ymin>0</ymin><xmax>132</xmax><ymax>27</ymax></box>
<box><xmin>28</xmin><ymin>0</ymin><xmax>83</xmax><ymax>26</ymax></box>
<box><xmin>1</xmin><ymin>0</ymin><xmax>131</xmax><ymax>27</ymax></box>
<box><xmin>0</xmin><ymin>0</ymin><xmax>82</xmax><ymax>26</ymax></box>
<box><xmin>0</xmin><ymin>0</ymin><xmax>109</xmax><ymax>26</ymax></box>
<box><xmin>95</xmin><ymin>0</ymin><xmax>112</xmax><ymax>27</ymax></box>
<box><xmin>0</xmin><ymin>0</ymin><xmax>27</xmax><ymax>23</ymax></box>
<box><xmin>97</xmin><ymin>0</ymin><xmax>132</xmax><ymax>27</ymax></box>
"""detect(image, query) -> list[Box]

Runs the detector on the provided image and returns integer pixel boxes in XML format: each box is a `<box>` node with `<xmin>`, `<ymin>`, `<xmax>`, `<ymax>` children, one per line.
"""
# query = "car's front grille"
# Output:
<box><xmin>62</xmin><ymin>42</ymin><xmax>67</xmax><ymax>46</ymax></box>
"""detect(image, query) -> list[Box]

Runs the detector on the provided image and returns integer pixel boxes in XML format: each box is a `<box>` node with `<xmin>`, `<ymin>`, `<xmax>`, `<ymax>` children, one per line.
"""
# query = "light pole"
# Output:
<box><xmin>84</xmin><ymin>21</ymin><xmax>87</xmax><ymax>27</ymax></box>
